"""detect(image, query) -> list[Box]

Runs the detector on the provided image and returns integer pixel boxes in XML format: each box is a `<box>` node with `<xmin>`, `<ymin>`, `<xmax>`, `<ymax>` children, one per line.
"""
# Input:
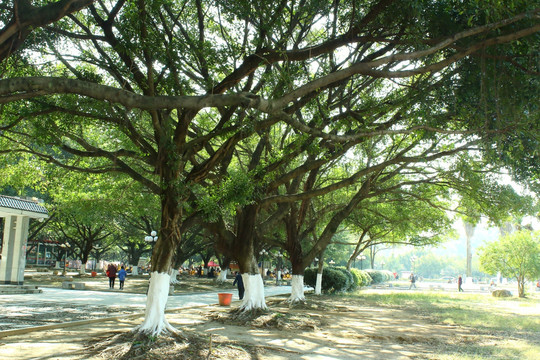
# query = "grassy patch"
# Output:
<box><xmin>348</xmin><ymin>291</ymin><xmax>540</xmax><ymax>359</ymax></box>
<box><xmin>352</xmin><ymin>292</ymin><xmax>540</xmax><ymax>333</ymax></box>
<box><xmin>434</xmin><ymin>339</ymin><xmax>540</xmax><ymax>360</ymax></box>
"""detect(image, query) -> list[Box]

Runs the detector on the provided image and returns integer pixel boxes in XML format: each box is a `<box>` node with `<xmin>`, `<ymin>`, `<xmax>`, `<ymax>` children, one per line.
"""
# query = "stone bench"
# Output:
<box><xmin>62</xmin><ymin>282</ymin><xmax>85</xmax><ymax>290</ymax></box>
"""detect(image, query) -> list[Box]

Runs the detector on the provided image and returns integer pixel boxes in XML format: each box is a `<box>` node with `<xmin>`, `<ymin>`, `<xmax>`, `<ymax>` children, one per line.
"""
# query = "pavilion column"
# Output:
<box><xmin>0</xmin><ymin>215</ymin><xmax>30</xmax><ymax>285</ymax></box>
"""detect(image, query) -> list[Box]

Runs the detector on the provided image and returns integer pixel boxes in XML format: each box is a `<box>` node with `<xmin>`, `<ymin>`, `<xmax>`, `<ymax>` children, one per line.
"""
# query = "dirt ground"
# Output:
<box><xmin>1</xmin><ymin>271</ymin><xmax>536</xmax><ymax>359</ymax></box>
<box><xmin>0</xmin><ymin>291</ymin><xmax>508</xmax><ymax>360</ymax></box>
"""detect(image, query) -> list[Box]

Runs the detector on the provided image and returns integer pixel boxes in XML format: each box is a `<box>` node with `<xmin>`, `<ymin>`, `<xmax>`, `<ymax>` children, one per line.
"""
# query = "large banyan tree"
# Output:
<box><xmin>0</xmin><ymin>0</ymin><xmax>539</xmax><ymax>335</ymax></box>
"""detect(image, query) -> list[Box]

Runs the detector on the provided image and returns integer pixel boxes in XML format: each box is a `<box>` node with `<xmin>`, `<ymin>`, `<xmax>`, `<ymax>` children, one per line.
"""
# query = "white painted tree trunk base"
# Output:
<box><xmin>315</xmin><ymin>273</ymin><xmax>322</xmax><ymax>295</ymax></box>
<box><xmin>134</xmin><ymin>272</ymin><xmax>177</xmax><ymax>336</ymax></box>
<box><xmin>169</xmin><ymin>269</ymin><xmax>180</xmax><ymax>284</ymax></box>
<box><xmin>79</xmin><ymin>263</ymin><xmax>86</xmax><ymax>275</ymax></box>
<box><xmin>217</xmin><ymin>269</ymin><xmax>228</xmax><ymax>283</ymax></box>
<box><xmin>132</xmin><ymin>266</ymin><xmax>139</xmax><ymax>276</ymax></box>
<box><xmin>288</xmin><ymin>275</ymin><xmax>306</xmax><ymax>303</ymax></box>
<box><xmin>239</xmin><ymin>274</ymin><xmax>267</xmax><ymax>311</ymax></box>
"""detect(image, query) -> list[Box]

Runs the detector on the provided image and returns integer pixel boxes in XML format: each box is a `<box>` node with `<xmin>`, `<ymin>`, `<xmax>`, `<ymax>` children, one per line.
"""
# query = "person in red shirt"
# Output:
<box><xmin>107</xmin><ymin>263</ymin><xmax>117</xmax><ymax>289</ymax></box>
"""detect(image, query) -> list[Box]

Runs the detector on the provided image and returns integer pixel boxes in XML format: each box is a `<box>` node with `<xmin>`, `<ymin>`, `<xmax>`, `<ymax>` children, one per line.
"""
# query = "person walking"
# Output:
<box><xmin>458</xmin><ymin>275</ymin><xmax>464</xmax><ymax>292</ymax></box>
<box><xmin>233</xmin><ymin>271</ymin><xmax>245</xmax><ymax>300</ymax></box>
<box><xmin>118</xmin><ymin>265</ymin><xmax>127</xmax><ymax>290</ymax></box>
<box><xmin>409</xmin><ymin>273</ymin><xmax>416</xmax><ymax>289</ymax></box>
<box><xmin>107</xmin><ymin>263</ymin><xmax>117</xmax><ymax>289</ymax></box>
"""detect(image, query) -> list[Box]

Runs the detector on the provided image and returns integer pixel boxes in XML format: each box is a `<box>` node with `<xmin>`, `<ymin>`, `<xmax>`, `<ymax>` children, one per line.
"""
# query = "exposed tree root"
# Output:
<box><xmin>208</xmin><ymin>306</ymin><xmax>324</xmax><ymax>331</ymax></box>
<box><xmin>85</xmin><ymin>330</ymin><xmax>259</xmax><ymax>359</ymax></box>
<box><xmin>230</xmin><ymin>306</ymin><xmax>269</xmax><ymax>321</ymax></box>
<box><xmin>287</xmin><ymin>299</ymin><xmax>308</xmax><ymax>309</ymax></box>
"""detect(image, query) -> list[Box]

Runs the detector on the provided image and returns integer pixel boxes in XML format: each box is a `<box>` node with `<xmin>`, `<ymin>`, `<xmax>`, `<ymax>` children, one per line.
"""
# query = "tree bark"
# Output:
<box><xmin>518</xmin><ymin>275</ymin><xmax>525</xmax><ymax>298</ymax></box>
<box><xmin>287</xmin><ymin>240</ymin><xmax>307</xmax><ymax>302</ymax></box>
<box><xmin>136</xmin><ymin>157</ymin><xmax>183</xmax><ymax>334</ymax></box>
<box><xmin>217</xmin><ymin>268</ymin><xmax>228</xmax><ymax>283</ymax></box>
<box><xmin>232</xmin><ymin>205</ymin><xmax>268</xmax><ymax>311</ymax></box>
<box><xmin>315</xmin><ymin>253</ymin><xmax>324</xmax><ymax>295</ymax></box>
<box><xmin>169</xmin><ymin>268</ymin><xmax>180</xmax><ymax>285</ymax></box>
<box><xmin>289</xmin><ymin>275</ymin><xmax>306</xmax><ymax>303</ymax></box>
<box><xmin>216</xmin><ymin>256</ymin><xmax>231</xmax><ymax>283</ymax></box>
<box><xmin>135</xmin><ymin>272</ymin><xmax>177</xmax><ymax>335</ymax></box>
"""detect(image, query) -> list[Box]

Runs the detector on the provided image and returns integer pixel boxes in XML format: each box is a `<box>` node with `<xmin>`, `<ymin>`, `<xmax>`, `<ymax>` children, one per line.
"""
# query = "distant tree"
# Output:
<box><xmin>51</xmin><ymin>208</ymin><xmax>113</xmax><ymax>274</ymax></box>
<box><xmin>345</xmin><ymin>189</ymin><xmax>455</xmax><ymax>270</ymax></box>
<box><xmin>478</xmin><ymin>230</ymin><xmax>540</xmax><ymax>298</ymax></box>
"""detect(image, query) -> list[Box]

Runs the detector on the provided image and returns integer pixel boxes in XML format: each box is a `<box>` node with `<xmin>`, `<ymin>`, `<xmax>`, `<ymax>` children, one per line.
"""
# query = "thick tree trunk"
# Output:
<box><xmin>169</xmin><ymin>268</ymin><xmax>180</xmax><ymax>284</ymax></box>
<box><xmin>216</xmin><ymin>256</ymin><xmax>231</xmax><ymax>284</ymax></box>
<box><xmin>79</xmin><ymin>262</ymin><xmax>86</xmax><ymax>275</ymax></box>
<box><xmin>315</xmin><ymin>273</ymin><xmax>323</xmax><ymax>295</ymax></box>
<box><xmin>132</xmin><ymin>265</ymin><xmax>139</xmax><ymax>276</ymax></box>
<box><xmin>217</xmin><ymin>268</ymin><xmax>228</xmax><ymax>283</ymax></box>
<box><xmin>233</xmin><ymin>205</ymin><xmax>267</xmax><ymax>311</ymax></box>
<box><xmin>288</xmin><ymin>246</ymin><xmax>307</xmax><ymax>303</ymax></box>
<box><xmin>237</xmin><ymin>251</ymin><xmax>267</xmax><ymax>311</ymax></box>
<box><xmin>315</xmin><ymin>255</ymin><xmax>324</xmax><ymax>295</ymax></box>
<box><xmin>134</xmin><ymin>272</ymin><xmax>177</xmax><ymax>335</ymax></box>
<box><xmin>289</xmin><ymin>275</ymin><xmax>306</xmax><ymax>303</ymax></box>
<box><xmin>135</xmin><ymin>186</ymin><xmax>182</xmax><ymax>335</ymax></box>
<box><xmin>241</xmin><ymin>273</ymin><xmax>267</xmax><ymax>311</ymax></box>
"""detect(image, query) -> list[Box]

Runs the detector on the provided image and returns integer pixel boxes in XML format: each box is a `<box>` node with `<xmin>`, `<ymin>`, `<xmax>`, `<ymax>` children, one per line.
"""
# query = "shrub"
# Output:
<box><xmin>324</xmin><ymin>267</ymin><xmax>349</xmax><ymax>293</ymax></box>
<box><xmin>351</xmin><ymin>268</ymin><xmax>372</xmax><ymax>287</ymax></box>
<box><xmin>304</xmin><ymin>267</ymin><xmax>353</xmax><ymax>293</ymax></box>
<box><xmin>349</xmin><ymin>267</ymin><xmax>361</xmax><ymax>287</ymax></box>
<box><xmin>305</xmin><ymin>267</ymin><xmax>371</xmax><ymax>293</ymax></box>
<box><xmin>381</xmin><ymin>270</ymin><xmax>394</xmax><ymax>282</ymax></box>
<box><xmin>492</xmin><ymin>289</ymin><xmax>513</xmax><ymax>298</ymax></box>
<box><xmin>361</xmin><ymin>270</ymin><xmax>374</xmax><ymax>286</ymax></box>
<box><xmin>365</xmin><ymin>269</ymin><xmax>387</xmax><ymax>284</ymax></box>
<box><xmin>304</xmin><ymin>267</ymin><xmax>317</xmax><ymax>287</ymax></box>
<box><xmin>334</xmin><ymin>266</ymin><xmax>356</xmax><ymax>292</ymax></box>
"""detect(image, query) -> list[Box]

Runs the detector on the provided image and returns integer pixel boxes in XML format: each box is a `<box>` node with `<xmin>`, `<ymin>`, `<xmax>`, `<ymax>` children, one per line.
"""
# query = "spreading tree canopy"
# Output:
<box><xmin>0</xmin><ymin>0</ymin><xmax>538</xmax><ymax>334</ymax></box>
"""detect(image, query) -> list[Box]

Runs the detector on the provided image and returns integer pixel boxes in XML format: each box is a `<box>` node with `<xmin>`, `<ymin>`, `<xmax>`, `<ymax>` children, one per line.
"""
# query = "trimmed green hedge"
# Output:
<box><xmin>304</xmin><ymin>267</ymin><xmax>317</xmax><ymax>288</ymax></box>
<box><xmin>304</xmin><ymin>266</ymin><xmax>372</xmax><ymax>293</ymax></box>
<box><xmin>365</xmin><ymin>269</ymin><xmax>393</xmax><ymax>284</ymax></box>
<box><xmin>305</xmin><ymin>267</ymin><xmax>347</xmax><ymax>293</ymax></box>
<box><xmin>350</xmin><ymin>268</ymin><xmax>372</xmax><ymax>287</ymax></box>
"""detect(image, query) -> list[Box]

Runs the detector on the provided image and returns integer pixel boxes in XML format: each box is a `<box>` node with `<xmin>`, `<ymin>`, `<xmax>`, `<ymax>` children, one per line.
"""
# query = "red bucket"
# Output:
<box><xmin>218</xmin><ymin>293</ymin><xmax>233</xmax><ymax>306</ymax></box>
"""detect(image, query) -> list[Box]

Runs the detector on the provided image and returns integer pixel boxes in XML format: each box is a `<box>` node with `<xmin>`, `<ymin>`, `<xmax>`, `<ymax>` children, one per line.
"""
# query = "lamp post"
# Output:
<box><xmin>357</xmin><ymin>254</ymin><xmax>366</xmax><ymax>270</ymax></box>
<box><xmin>410</xmin><ymin>255</ymin><xmax>417</xmax><ymax>273</ymax></box>
<box><xmin>259</xmin><ymin>249</ymin><xmax>268</xmax><ymax>278</ymax></box>
<box><xmin>145</xmin><ymin>231</ymin><xmax>158</xmax><ymax>270</ymax></box>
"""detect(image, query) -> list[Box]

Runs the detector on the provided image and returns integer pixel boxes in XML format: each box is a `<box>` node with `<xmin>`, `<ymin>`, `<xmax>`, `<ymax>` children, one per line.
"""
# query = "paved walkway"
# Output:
<box><xmin>0</xmin><ymin>285</ymin><xmax>294</xmax><ymax>333</ymax></box>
